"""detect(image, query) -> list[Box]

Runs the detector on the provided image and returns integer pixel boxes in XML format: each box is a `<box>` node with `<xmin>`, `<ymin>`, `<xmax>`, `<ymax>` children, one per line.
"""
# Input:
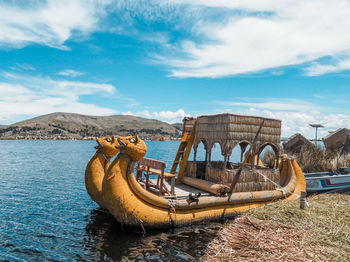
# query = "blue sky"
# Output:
<box><xmin>1</xmin><ymin>0</ymin><xmax>350</xmax><ymax>138</ymax></box>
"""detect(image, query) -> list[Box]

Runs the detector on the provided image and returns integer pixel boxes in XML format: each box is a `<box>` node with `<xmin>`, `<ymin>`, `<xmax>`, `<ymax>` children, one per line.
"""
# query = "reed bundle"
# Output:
<box><xmin>181</xmin><ymin>177</ymin><xmax>230</xmax><ymax>196</ymax></box>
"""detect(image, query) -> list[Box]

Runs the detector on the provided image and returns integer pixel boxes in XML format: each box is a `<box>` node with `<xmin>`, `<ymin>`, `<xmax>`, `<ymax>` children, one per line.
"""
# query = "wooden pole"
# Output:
<box><xmin>223</xmin><ymin>155</ymin><xmax>228</xmax><ymax>170</ymax></box>
<box><xmin>300</xmin><ymin>191</ymin><xmax>307</xmax><ymax>209</ymax></box>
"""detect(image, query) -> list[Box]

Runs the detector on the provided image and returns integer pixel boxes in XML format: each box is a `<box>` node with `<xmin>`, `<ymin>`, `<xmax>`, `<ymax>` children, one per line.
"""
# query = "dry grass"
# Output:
<box><xmin>294</xmin><ymin>146</ymin><xmax>338</xmax><ymax>172</ymax></box>
<box><xmin>341</xmin><ymin>154</ymin><xmax>350</xmax><ymax>168</ymax></box>
<box><xmin>261</xmin><ymin>146</ymin><xmax>350</xmax><ymax>172</ymax></box>
<box><xmin>200</xmin><ymin>194</ymin><xmax>350</xmax><ymax>262</ymax></box>
<box><xmin>261</xmin><ymin>150</ymin><xmax>276</xmax><ymax>168</ymax></box>
<box><xmin>200</xmin><ymin>217</ymin><xmax>324</xmax><ymax>262</ymax></box>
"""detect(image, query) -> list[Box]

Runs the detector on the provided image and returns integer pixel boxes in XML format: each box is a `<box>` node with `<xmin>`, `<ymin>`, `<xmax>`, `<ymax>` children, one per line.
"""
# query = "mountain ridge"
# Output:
<box><xmin>0</xmin><ymin>112</ymin><xmax>182</xmax><ymax>140</ymax></box>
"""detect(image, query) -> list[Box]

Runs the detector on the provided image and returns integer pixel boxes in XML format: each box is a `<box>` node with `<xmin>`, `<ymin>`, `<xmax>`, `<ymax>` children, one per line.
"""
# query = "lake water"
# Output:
<box><xmin>0</xmin><ymin>140</ymin><xmax>233</xmax><ymax>261</ymax></box>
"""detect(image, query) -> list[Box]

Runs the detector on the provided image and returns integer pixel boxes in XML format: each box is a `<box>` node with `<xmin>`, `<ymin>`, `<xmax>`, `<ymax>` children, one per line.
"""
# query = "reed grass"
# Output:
<box><xmin>294</xmin><ymin>146</ymin><xmax>338</xmax><ymax>172</ymax></box>
<box><xmin>200</xmin><ymin>194</ymin><xmax>350</xmax><ymax>261</ymax></box>
<box><xmin>264</xmin><ymin>145</ymin><xmax>350</xmax><ymax>172</ymax></box>
<box><xmin>261</xmin><ymin>149</ymin><xmax>276</xmax><ymax>168</ymax></box>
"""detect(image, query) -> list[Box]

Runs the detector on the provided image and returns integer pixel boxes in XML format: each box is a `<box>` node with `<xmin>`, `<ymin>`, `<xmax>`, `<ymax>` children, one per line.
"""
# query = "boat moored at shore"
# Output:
<box><xmin>305</xmin><ymin>167</ymin><xmax>350</xmax><ymax>193</ymax></box>
<box><xmin>86</xmin><ymin>113</ymin><xmax>306</xmax><ymax>229</ymax></box>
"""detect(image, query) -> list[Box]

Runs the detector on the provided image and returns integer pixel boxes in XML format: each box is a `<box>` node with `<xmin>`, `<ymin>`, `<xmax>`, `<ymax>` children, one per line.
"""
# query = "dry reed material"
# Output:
<box><xmin>283</xmin><ymin>133</ymin><xmax>315</xmax><ymax>154</ymax></box>
<box><xmin>261</xmin><ymin>149</ymin><xmax>276</xmax><ymax>168</ymax></box>
<box><xmin>205</xmin><ymin>163</ymin><xmax>280</xmax><ymax>192</ymax></box>
<box><xmin>181</xmin><ymin>177</ymin><xmax>230</xmax><ymax>196</ymax></box>
<box><xmin>342</xmin><ymin>154</ymin><xmax>350</xmax><ymax>167</ymax></box>
<box><xmin>323</xmin><ymin>128</ymin><xmax>350</xmax><ymax>151</ymax></box>
<box><xmin>200</xmin><ymin>217</ymin><xmax>325</xmax><ymax>262</ymax></box>
<box><xmin>185</xmin><ymin>161</ymin><xmax>197</xmax><ymax>178</ymax></box>
<box><xmin>294</xmin><ymin>145</ymin><xmax>338</xmax><ymax>172</ymax></box>
<box><xmin>193</xmin><ymin>113</ymin><xmax>281</xmax><ymax>156</ymax></box>
<box><xmin>201</xmin><ymin>194</ymin><xmax>350</xmax><ymax>261</ymax></box>
<box><xmin>247</xmin><ymin>194</ymin><xmax>350</xmax><ymax>261</ymax></box>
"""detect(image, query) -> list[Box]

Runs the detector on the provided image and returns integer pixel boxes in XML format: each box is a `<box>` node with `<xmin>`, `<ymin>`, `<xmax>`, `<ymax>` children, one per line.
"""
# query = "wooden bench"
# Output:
<box><xmin>136</xmin><ymin>158</ymin><xmax>175</xmax><ymax>196</ymax></box>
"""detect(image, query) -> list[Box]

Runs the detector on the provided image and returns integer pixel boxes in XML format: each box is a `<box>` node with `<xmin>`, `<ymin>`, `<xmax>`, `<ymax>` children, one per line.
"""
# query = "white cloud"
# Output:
<box><xmin>0</xmin><ymin>0</ymin><xmax>111</xmax><ymax>49</ymax></box>
<box><xmin>222</xmin><ymin>100</ymin><xmax>319</xmax><ymax>112</ymax></box>
<box><xmin>57</xmin><ymin>69</ymin><xmax>85</xmax><ymax>78</ymax></box>
<box><xmin>243</xmin><ymin>108</ymin><xmax>350</xmax><ymax>139</ymax></box>
<box><xmin>122</xmin><ymin>109</ymin><xmax>189</xmax><ymax>123</ymax></box>
<box><xmin>10</xmin><ymin>63</ymin><xmax>35</xmax><ymax>71</ymax></box>
<box><xmin>4</xmin><ymin>0</ymin><xmax>350</xmax><ymax>78</ymax></box>
<box><xmin>305</xmin><ymin>58</ymin><xmax>350</xmax><ymax>76</ymax></box>
<box><xmin>0</xmin><ymin>73</ymin><xmax>116</xmax><ymax>124</ymax></box>
<box><xmin>151</xmin><ymin>0</ymin><xmax>350</xmax><ymax>77</ymax></box>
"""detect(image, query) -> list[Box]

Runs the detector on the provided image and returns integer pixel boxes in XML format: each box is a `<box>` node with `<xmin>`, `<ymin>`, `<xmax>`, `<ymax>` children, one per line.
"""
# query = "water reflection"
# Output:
<box><xmin>85</xmin><ymin>209</ymin><xmax>221</xmax><ymax>261</ymax></box>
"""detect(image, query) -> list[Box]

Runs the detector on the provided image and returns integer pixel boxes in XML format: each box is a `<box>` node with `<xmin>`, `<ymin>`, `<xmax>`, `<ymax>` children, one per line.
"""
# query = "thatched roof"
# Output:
<box><xmin>283</xmin><ymin>133</ymin><xmax>314</xmax><ymax>154</ymax></box>
<box><xmin>192</xmin><ymin>113</ymin><xmax>281</xmax><ymax>156</ymax></box>
<box><xmin>323</xmin><ymin>128</ymin><xmax>350</xmax><ymax>151</ymax></box>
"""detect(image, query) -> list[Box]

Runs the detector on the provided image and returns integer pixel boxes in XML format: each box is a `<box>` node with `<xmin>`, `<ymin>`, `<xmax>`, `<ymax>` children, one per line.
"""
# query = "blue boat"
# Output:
<box><xmin>305</xmin><ymin>167</ymin><xmax>350</xmax><ymax>192</ymax></box>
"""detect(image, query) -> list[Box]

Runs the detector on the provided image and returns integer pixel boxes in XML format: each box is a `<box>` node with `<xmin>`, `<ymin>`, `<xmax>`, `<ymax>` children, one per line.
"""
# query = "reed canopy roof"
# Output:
<box><xmin>283</xmin><ymin>133</ymin><xmax>314</xmax><ymax>154</ymax></box>
<box><xmin>191</xmin><ymin>113</ymin><xmax>281</xmax><ymax>156</ymax></box>
<box><xmin>322</xmin><ymin>128</ymin><xmax>350</xmax><ymax>151</ymax></box>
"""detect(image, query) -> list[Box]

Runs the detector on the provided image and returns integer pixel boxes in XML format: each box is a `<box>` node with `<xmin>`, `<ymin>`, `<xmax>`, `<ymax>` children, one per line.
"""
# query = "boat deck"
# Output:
<box><xmin>148</xmin><ymin>178</ymin><xmax>208</xmax><ymax>197</ymax></box>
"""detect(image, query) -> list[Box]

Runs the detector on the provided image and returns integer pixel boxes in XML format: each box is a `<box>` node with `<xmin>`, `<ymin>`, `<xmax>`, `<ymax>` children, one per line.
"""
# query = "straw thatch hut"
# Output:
<box><xmin>192</xmin><ymin>113</ymin><xmax>281</xmax><ymax>159</ymax></box>
<box><xmin>323</xmin><ymin>128</ymin><xmax>350</xmax><ymax>151</ymax></box>
<box><xmin>283</xmin><ymin>133</ymin><xmax>314</xmax><ymax>154</ymax></box>
<box><xmin>183</xmin><ymin>113</ymin><xmax>282</xmax><ymax>192</ymax></box>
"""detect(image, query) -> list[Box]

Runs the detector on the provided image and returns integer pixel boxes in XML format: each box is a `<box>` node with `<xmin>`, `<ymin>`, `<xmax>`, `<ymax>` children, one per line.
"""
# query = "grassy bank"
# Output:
<box><xmin>263</xmin><ymin>146</ymin><xmax>350</xmax><ymax>173</ymax></box>
<box><xmin>201</xmin><ymin>194</ymin><xmax>350</xmax><ymax>261</ymax></box>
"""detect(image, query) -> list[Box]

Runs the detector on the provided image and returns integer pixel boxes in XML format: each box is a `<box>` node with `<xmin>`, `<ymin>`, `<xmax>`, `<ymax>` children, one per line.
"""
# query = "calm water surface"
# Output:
<box><xmin>0</xmin><ymin>140</ymin><xmax>227</xmax><ymax>261</ymax></box>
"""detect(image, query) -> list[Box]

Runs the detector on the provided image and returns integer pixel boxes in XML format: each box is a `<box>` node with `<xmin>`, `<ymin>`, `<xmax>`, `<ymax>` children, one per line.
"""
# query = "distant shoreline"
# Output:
<box><xmin>0</xmin><ymin>137</ymin><xmax>181</xmax><ymax>141</ymax></box>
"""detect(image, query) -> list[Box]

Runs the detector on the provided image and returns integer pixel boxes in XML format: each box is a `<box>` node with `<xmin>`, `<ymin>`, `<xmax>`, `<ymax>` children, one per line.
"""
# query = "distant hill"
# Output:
<box><xmin>171</xmin><ymin>123</ymin><xmax>183</xmax><ymax>131</ymax></box>
<box><xmin>0</xmin><ymin>112</ymin><xmax>182</xmax><ymax>140</ymax></box>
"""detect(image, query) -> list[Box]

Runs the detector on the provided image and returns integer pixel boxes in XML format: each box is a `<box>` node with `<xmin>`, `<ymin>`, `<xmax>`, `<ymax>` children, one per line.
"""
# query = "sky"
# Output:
<box><xmin>1</xmin><ymin>0</ymin><xmax>350</xmax><ymax>138</ymax></box>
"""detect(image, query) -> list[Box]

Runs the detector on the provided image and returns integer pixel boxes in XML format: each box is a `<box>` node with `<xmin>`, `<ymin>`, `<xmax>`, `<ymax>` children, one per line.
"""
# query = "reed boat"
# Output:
<box><xmin>87</xmin><ymin>113</ymin><xmax>306</xmax><ymax>229</ymax></box>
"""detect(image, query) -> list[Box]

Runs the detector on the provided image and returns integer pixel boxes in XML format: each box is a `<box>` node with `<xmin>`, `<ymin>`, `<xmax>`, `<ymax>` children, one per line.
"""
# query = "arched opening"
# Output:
<box><xmin>238</xmin><ymin>141</ymin><xmax>252</xmax><ymax>163</ymax></box>
<box><xmin>210</xmin><ymin>142</ymin><xmax>224</xmax><ymax>162</ymax></box>
<box><xmin>258</xmin><ymin>143</ymin><xmax>279</xmax><ymax>168</ymax></box>
<box><xmin>191</xmin><ymin>141</ymin><xmax>206</xmax><ymax>161</ymax></box>
<box><xmin>187</xmin><ymin>141</ymin><xmax>207</xmax><ymax>179</ymax></box>
<box><xmin>209</xmin><ymin>142</ymin><xmax>226</xmax><ymax>170</ymax></box>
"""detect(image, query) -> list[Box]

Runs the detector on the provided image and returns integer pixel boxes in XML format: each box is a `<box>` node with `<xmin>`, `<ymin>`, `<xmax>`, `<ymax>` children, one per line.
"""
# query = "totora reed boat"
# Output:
<box><xmin>85</xmin><ymin>113</ymin><xmax>306</xmax><ymax>229</ymax></box>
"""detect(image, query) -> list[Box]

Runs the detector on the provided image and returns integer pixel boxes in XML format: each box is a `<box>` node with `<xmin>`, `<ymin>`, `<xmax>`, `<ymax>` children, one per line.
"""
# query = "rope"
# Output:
<box><xmin>256</xmin><ymin>170</ymin><xmax>300</xmax><ymax>199</ymax></box>
<box><xmin>168</xmin><ymin>198</ymin><xmax>177</xmax><ymax>211</ymax></box>
<box><xmin>168</xmin><ymin>198</ymin><xmax>176</xmax><ymax>228</ymax></box>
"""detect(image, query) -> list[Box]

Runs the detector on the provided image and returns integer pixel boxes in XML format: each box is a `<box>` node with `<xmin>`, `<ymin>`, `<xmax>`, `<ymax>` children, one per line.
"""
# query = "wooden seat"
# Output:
<box><xmin>136</xmin><ymin>158</ymin><xmax>175</xmax><ymax>196</ymax></box>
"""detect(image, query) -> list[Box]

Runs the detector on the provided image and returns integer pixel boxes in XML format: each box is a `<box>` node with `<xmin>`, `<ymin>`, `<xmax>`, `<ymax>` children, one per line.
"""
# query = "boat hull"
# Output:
<box><xmin>102</xmin><ymin>154</ymin><xmax>306</xmax><ymax>229</ymax></box>
<box><xmin>306</xmin><ymin>174</ymin><xmax>350</xmax><ymax>192</ymax></box>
